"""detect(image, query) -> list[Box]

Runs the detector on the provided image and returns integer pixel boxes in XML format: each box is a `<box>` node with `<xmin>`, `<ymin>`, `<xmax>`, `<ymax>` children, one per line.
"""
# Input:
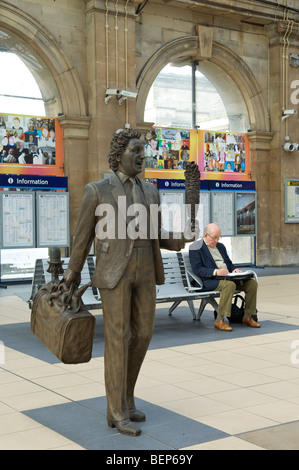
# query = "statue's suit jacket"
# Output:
<box><xmin>68</xmin><ymin>172</ymin><xmax>183</xmax><ymax>289</ymax></box>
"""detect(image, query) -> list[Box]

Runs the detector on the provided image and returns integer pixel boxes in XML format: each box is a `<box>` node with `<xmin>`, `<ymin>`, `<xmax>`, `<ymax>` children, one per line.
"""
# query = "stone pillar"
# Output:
<box><xmin>248</xmin><ymin>131</ymin><xmax>274</xmax><ymax>265</ymax></box>
<box><xmin>85</xmin><ymin>0</ymin><xmax>138</xmax><ymax>182</ymax></box>
<box><xmin>58</xmin><ymin>114</ymin><xmax>91</xmax><ymax>241</ymax></box>
<box><xmin>253</xmin><ymin>20</ymin><xmax>299</xmax><ymax>265</ymax></box>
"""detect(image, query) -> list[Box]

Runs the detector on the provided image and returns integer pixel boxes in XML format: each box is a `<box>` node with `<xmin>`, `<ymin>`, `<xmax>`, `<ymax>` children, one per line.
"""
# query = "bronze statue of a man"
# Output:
<box><xmin>63</xmin><ymin>128</ymin><xmax>194</xmax><ymax>436</ymax></box>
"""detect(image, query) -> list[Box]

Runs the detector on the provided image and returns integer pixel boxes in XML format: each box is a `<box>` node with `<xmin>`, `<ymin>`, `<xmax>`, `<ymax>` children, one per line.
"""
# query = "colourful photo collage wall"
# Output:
<box><xmin>0</xmin><ymin>113</ymin><xmax>63</xmax><ymax>176</ymax></box>
<box><xmin>144</xmin><ymin>126</ymin><xmax>250</xmax><ymax>182</ymax></box>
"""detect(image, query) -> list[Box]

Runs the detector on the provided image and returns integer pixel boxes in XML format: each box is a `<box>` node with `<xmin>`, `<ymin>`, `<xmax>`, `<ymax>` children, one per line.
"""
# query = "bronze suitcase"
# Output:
<box><xmin>31</xmin><ymin>283</ymin><xmax>96</xmax><ymax>364</ymax></box>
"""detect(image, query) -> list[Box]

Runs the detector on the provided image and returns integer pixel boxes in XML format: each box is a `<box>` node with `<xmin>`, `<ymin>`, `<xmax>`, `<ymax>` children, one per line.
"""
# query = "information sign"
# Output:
<box><xmin>36</xmin><ymin>192</ymin><xmax>69</xmax><ymax>247</ymax></box>
<box><xmin>211</xmin><ymin>191</ymin><xmax>234</xmax><ymax>236</ymax></box>
<box><xmin>285</xmin><ymin>179</ymin><xmax>299</xmax><ymax>223</ymax></box>
<box><xmin>159</xmin><ymin>190</ymin><xmax>185</xmax><ymax>233</ymax></box>
<box><xmin>0</xmin><ymin>191</ymin><xmax>35</xmax><ymax>248</ymax></box>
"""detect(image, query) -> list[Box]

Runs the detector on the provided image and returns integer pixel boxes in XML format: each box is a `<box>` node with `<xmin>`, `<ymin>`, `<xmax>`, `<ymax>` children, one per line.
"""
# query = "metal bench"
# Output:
<box><xmin>29</xmin><ymin>259</ymin><xmax>45</xmax><ymax>307</ymax></box>
<box><xmin>156</xmin><ymin>252</ymin><xmax>200</xmax><ymax>319</ymax></box>
<box><xmin>180</xmin><ymin>252</ymin><xmax>259</xmax><ymax>321</ymax></box>
<box><xmin>179</xmin><ymin>251</ymin><xmax>221</xmax><ymax>320</ymax></box>
<box><xmin>28</xmin><ymin>252</ymin><xmax>222</xmax><ymax>320</ymax></box>
<box><xmin>156</xmin><ymin>252</ymin><xmax>222</xmax><ymax>320</ymax></box>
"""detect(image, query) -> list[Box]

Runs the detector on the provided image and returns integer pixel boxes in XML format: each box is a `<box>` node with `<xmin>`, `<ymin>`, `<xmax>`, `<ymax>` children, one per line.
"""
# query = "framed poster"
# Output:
<box><xmin>144</xmin><ymin>126</ymin><xmax>250</xmax><ymax>182</ymax></box>
<box><xmin>159</xmin><ymin>189</ymin><xmax>185</xmax><ymax>233</ymax></box>
<box><xmin>285</xmin><ymin>179</ymin><xmax>299</xmax><ymax>223</ymax></box>
<box><xmin>199</xmin><ymin>130</ymin><xmax>250</xmax><ymax>181</ymax></box>
<box><xmin>0</xmin><ymin>191</ymin><xmax>35</xmax><ymax>248</ymax></box>
<box><xmin>144</xmin><ymin>127</ymin><xmax>197</xmax><ymax>180</ymax></box>
<box><xmin>196</xmin><ymin>191</ymin><xmax>210</xmax><ymax>238</ymax></box>
<box><xmin>36</xmin><ymin>192</ymin><xmax>69</xmax><ymax>247</ymax></box>
<box><xmin>211</xmin><ymin>191</ymin><xmax>234</xmax><ymax>236</ymax></box>
<box><xmin>235</xmin><ymin>192</ymin><xmax>256</xmax><ymax>236</ymax></box>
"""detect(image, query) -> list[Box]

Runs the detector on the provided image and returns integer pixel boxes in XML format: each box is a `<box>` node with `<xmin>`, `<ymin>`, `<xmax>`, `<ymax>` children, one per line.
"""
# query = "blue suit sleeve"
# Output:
<box><xmin>189</xmin><ymin>243</ymin><xmax>215</xmax><ymax>279</ymax></box>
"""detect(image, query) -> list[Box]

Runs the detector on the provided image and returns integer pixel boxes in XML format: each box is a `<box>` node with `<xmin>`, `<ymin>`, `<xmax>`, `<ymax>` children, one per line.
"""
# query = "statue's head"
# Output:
<box><xmin>108</xmin><ymin>128</ymin><xmax>144</xmax><ymax>177</ymax></box>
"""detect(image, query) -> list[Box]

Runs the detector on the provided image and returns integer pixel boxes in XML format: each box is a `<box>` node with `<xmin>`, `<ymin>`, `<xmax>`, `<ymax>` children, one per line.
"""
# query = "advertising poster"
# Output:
<box><xmin>199</xmin><ymin>130</ymin><xmax>250</xmax><ymax>181</ymax></box>
<box><xmin>144</xmin><ymin>127</ymin><xmax>197</xmax><ymax>180</ymax></box>
<box><xmin>0</xmin><ymin>113</ymin><xmax>63</xmax><ymax>176</ymax></box>
<box><xmin>235</xmin><ymin>192</ymin><xmax>256</xmax><ymax>235</ymax></box>
<box><xmin>144</xmin><ymin>127</ymin><xmax>250</xmax><ymax>182</ymax></box>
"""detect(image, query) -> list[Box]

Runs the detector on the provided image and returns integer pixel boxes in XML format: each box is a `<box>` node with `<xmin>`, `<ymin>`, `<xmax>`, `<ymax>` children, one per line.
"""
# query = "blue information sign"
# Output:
<box><xmin>209</xmin><ymin>180</ymin><xmax>255</xmax><ymax>191</ymax></box>
<box><xmin>0</xmin><ymin>174</ymin><xmax>68</xmax><ymax>190</ymax></box>
<box><xmin>158</xmin><ymin>179</ymin><xmax>209</xmax><ymax>190</ymax></box>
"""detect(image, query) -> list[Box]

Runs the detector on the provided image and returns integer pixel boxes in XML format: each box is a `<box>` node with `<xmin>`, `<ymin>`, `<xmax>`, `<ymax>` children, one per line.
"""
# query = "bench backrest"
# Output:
<box><xmin>161</xmin><ymin>252</ymin><xmax>184</xmax><ymax>285</ymax></box>
<box><xmin>179</xmin><ymin>252</ymin><xmax>204</xmax><ymax>291</ymax></box>
<box><xmin>29</xmin><ymin>251</ymin><xmax>208</xmax><ymax>310</ymax></box>
<box><xmin>42</xmin><ymin>257</ymin><xmax>95</xmax><ymax>286</ymax></box>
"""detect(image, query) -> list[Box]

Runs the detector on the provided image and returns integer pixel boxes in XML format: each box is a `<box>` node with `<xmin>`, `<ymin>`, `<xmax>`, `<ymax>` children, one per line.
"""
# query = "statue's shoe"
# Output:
<box><xmin>107</xmin><ymin>418</ymin><xmax>141</xmax><ymax>436</ymax></box>
<box><xmin>129</xmin><ymin>409</ymin><xmax>146</xmax><ymax>422</ymax></box>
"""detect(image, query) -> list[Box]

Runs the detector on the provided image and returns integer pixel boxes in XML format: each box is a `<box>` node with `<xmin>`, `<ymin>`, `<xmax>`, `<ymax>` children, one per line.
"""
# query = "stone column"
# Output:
<box><xmin>58</xmin><ymin>114</ymin><xmax>91</xmax><ymax>241</ymax></box>
<box><xmin>263</xmin><ymin>21</ymin><xmax>299</xmax><ymax>265</ymax></box>
<box><xmin>248</xmin><ymin>131</ymin><xmax>274</xmax><ymax>265</ymax></box>
<box><xmin>85</xmin><ymin>0</ymin><xmax>138</xmax><ymax>182</ymax></box>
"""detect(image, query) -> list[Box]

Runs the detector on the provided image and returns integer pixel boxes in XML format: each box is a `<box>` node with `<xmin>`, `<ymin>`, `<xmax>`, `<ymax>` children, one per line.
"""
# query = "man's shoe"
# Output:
<box><xmin>242</xmin><ymin>317</ymin><xmax>260</xmax><ymax>328</ymax></box>
<box><xmin>107</xmin><ymin>418</ymin><xmax>141</xmax><ymax>436</ymax></box>
<box><xmin>129</xmin><ymin>409</ymin><xmax>146</xmax><ymax>422</ymax></box>
<box><xmin>214</xmin><ymin>319</ymin><xmax>232</xmax><ymax>331</ymax></box>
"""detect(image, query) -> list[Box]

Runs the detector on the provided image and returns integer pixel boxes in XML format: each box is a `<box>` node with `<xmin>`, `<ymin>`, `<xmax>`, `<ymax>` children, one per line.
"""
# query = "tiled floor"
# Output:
<box><xmin>0</xmin><ymin>272</ymin><xmax>299</xmax><ymax>450</ymax></box>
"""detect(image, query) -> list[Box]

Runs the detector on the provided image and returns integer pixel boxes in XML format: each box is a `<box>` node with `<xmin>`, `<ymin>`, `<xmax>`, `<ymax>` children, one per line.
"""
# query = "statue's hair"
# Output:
<box><xmin>107</xmin><ymin>128</ymin><xmax>142</xmax><ymax>171</ymax></box>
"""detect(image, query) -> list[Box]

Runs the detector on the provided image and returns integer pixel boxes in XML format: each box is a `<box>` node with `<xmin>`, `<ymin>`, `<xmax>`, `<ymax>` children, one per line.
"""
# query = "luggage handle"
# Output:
<box><xmin>233</xmin><ymin>294</ymin><xmax>245</xmax><ymax>309</ymax></box>
<box><xmin>47</xmin><ymin>280</ymin><xmax>92</xmax><ymax>313</ymax></box>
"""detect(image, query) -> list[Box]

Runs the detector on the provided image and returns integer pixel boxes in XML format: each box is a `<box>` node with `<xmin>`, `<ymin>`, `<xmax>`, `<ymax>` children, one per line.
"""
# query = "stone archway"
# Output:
<box><xmin>136</xmin><ymin>35</ymin><xmax>275</xmax><ymax>265</ymax></box>
<box><xmin>0</xmin><ymin>3</ymin><xmax>91</xmax><ymax>237</ymax></box>
<box><xmin>136</xmin><ymin>36</ymin><xmax>270</xmax><ymax>133</ymax></box>
<box><xmin>0</xmin><ymin>3</ymin><xmax>86</xmax><ymax>117</ymax></box>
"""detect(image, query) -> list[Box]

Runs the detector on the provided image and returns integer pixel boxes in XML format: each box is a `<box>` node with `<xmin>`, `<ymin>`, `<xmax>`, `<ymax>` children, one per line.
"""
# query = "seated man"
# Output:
<box><xmin>189</xmin><ymin>223</ymin><xmax>259</xmax><ymax>331</ymax></box>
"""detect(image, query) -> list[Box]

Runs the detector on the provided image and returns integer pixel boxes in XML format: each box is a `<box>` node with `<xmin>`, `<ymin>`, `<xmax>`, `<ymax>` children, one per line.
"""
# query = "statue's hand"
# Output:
<box><xmin>47</xmin><ymin>268</ymin><xmax>82</xmax><ymax>311</ymax></box>
<box><xmin>62</xmin><ymin>267</ymin><xmax>81</xmax><ymax>289</ymax></box>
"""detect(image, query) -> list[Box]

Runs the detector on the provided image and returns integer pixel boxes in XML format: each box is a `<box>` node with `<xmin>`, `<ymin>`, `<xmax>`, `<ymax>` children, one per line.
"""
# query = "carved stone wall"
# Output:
<box><xmin>0</xmin><ymin>0</ymin><xmax>298</xmax><ymax>264</ymax></box>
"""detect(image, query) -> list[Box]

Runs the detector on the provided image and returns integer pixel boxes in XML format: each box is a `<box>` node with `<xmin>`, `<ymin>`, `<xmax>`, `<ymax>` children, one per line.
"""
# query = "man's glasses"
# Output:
<box><xmin>206</xmin><ymin>233</ymin><xmax>220</xmax><ymax>242</ymax></box>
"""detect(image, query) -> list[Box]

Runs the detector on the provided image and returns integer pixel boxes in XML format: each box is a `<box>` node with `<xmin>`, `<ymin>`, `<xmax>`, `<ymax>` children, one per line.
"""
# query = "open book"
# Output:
<box><xmin>216</xmin><ymin>269</ymin><xmax>258</xmax><ymax>283</ymax></box>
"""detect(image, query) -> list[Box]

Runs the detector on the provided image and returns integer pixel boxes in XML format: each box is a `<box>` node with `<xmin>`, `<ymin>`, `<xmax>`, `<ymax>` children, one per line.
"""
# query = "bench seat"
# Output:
<box><xmin>29</xmin><ymin>252</ymin><xmax>221</xmax><ymax>320</ymax></box>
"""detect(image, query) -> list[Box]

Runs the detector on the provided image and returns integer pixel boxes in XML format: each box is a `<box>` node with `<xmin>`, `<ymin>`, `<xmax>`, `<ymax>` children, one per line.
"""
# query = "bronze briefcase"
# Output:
<box><xmin>31</xmin><ymin>282</ymin><xmax>96</xmax><ymax>364</ymax></box>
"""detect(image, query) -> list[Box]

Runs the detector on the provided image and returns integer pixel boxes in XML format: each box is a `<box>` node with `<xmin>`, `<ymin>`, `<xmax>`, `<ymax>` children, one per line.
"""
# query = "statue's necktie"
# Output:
<box><xmin>128</xmin><ymin>177</ymin><xmax>147</xmax><ymax>239</ymax></box>
<box><xmin>129</xmin><ymin>177</ymin><xmax>140</xmax><ymax>205</ymax></box>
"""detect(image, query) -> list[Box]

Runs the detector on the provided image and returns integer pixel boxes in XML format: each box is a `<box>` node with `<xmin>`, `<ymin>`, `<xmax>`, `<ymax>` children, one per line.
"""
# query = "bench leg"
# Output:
<box><xmin>187</xmin><ymin>300</ymin><xmax>196</xmax><ymax>320</ymax></box>
<box><xmin>169</xmin><ymin>300</ymin><xmax>181</xmax><ymax>316</ymax></box>
<box><xmin>169</xmin><ymin>300</ymin><xmax>196</xmax><ymax>320</ymax></box>
<box><xmin>196</xmin><ymin>297</ymin><xmax>219</xmax><ymax>320</ymax></box>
